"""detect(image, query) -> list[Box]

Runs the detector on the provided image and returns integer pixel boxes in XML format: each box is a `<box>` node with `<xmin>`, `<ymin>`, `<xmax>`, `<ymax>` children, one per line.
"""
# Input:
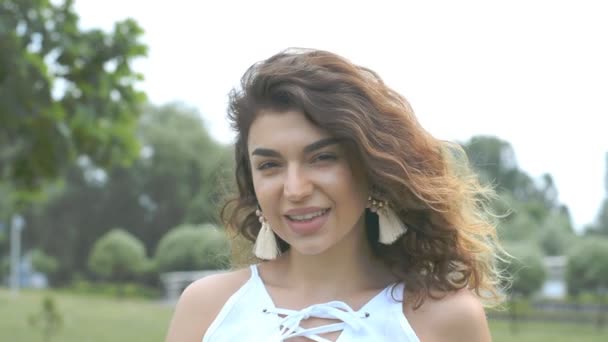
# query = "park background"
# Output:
<box><xmin>1</xmin><ymin>0</ymin><xmax>607</xmax><ymax>341</ymax></box>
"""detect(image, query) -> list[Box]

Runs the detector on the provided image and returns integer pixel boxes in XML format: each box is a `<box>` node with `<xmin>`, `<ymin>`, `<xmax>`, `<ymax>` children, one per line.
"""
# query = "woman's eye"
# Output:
<box><xmin>257</xmin><ymin>161</ymin><xmax>279</xmax><ymax>170</ymax></box>
<box><xmin>313</xmin><ymin>153</ymin><xmax>337</xmax><ymax>163</ymax></box>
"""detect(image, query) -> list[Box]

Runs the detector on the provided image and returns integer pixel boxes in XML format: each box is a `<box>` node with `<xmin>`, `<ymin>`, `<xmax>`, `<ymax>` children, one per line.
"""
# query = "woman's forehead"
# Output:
<box><xmin>247</xmin><ymin>109</ymin><xmax>332</xmax><ymax>152</ymax></box>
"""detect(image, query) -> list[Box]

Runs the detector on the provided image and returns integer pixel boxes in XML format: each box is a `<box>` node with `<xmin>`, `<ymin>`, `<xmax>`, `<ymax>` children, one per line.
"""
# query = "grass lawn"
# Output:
<box><xmin>1</xmin><ymin>288</ymin><xmax>607</xmax><ymax>341</ymax></box>
<box><xmin>0</xmin><ymin>288</ymin><xmax>173</xmax><ymax>342</ymax></box>
<box><xmin>490</xmin><ymin>320</ymin><xmax>607</xmax><ymax>341</ymax></box>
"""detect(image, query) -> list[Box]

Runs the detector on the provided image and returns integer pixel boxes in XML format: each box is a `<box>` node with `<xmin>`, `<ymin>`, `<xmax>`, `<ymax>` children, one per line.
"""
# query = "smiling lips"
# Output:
<box><xmin>284</xmin><ymin>207</ymin><xmax>331</xmax><ymax>235</ymax></box>
<box><xmin>286</xmin><ymin>208</ymin><xmax>329</xmax><ymax>221</ymax></box>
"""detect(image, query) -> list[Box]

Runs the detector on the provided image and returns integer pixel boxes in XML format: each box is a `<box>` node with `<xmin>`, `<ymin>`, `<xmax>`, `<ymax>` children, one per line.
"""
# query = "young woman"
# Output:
<box><xmin>165</xmin><ymin>48</ymin><xmax>505</xmax><ymax>342</ymax></box>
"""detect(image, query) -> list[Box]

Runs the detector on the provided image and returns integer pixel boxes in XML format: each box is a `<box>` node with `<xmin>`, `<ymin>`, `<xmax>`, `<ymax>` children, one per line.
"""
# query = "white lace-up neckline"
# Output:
<box><xmin>264</xmin><ymin>301</ymin><xmax>369</xmax><ymax>342</ymax></box>
<box><xmin>253</xmin><ymin>264</ymin><xmax>396</xmax><ymax>341</ymax></box>
<box><xmin>201</xmin><ymin>264</ymin><xmax>421</xmax><ymax>342</ymax></box>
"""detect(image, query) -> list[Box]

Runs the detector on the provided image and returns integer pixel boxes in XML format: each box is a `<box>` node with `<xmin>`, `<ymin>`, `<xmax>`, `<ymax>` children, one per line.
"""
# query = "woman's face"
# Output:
<box><xmin>247</xmin><ymin>109</ymin><xmax>369</xmax><ymax>256</ymax></box>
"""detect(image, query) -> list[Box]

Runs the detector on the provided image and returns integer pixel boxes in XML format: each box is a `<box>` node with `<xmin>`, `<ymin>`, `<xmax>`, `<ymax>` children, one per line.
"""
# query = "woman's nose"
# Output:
<box><xmin>283</xmin><ymin>164</ymin><xmax>313</xmax><ymax>202</ymax></box>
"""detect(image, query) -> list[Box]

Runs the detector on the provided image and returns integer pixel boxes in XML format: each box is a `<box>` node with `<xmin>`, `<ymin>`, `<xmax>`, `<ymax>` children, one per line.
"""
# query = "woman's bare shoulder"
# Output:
<box><xmin>403</xmin><ymin>289</ymin><xmax>491</xmax><ymax>342</ymax></box>
<box><xmin>164</xmin><ymin>267</ymin><xmax>252</xmax><ymax>342</ymax></box>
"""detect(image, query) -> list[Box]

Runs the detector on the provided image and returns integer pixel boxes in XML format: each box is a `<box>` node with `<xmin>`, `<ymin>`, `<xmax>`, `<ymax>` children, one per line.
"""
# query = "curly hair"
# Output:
<box><xmin>221</xmin><ymin>48</ymin><xmax>507</xmax><ymax>308</ymax></box>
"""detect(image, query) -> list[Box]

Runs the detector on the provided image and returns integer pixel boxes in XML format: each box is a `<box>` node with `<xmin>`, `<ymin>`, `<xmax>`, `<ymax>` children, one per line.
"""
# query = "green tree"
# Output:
<box><xmin>504</xmin><ymin>244</ymin><xmax>546</xmax><ymax>297</ymax></box>
<box><xmin>463</xmin><ymin>135</ymin><xmax>518</xmax><ymax>190</ymax></box>
<box><xmin>496</xmin><ymin>193</ymin><xmax>537</xmax><ymax>241</ymax></box>
<box><xmin>88</xmin><ymin>229</ymin><xmax>147</xmax><ymax>283</ymax></box>
<box><xmin>463</xmin><ymin>136</ymin><xmax>549</xmax><ymax>205</ymax></box>
<box><xmin>566</xmin><ymin>239</ymin><xmax>608</xmax><ymax>296</ymax></box>
<box><xmin>500</xmin><ymin>243</ymin><xmax>546</xmax><ymax>333</ymax></box>
<box><xmin>22</xmin><ymin>103</ymin><xmax>232</xmax><ymax>285</ymax></box>
<box><xmin>537</xmin><ymin>209</ymin><xmax>576</xmax><ymax>256</ymax></box>
<box><xmin>463</xmin><ymin>136</ymin><xmax>573</xmax><ymax>245</ymax></box>
<box><xmin>566</xmin><ymin>238</ymin><xmax>608</xmax><ymax>329</ymax></box>
<box><xmin>586</xmin><ymin>152</ymin><xmax>608</xmax><ymax>236</ymax></box>
<box><xmin>0</xmin><ymin>0</ymin><xmax>147</xmax><ymax>200</ymax></box>
<box><xmin>155</xmin><ymin>224</ymin><xmax>230</xmax><ymax>272</ymax></box>
<box><xmin>591</xmin><ymin>199</ymin><xmax>608</xmax><ymax>236</ymax></box>
<box><xmin>131</xmin><ymin>103</ymin><xmax>233</xmax><ymax>247</ymax></box>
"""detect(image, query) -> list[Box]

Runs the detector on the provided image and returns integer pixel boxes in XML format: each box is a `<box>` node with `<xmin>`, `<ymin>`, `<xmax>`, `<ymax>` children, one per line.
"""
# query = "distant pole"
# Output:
<box><xmin>10</xmin><ymin>215</ymin><xmax>24</xmax><ymax>296</ymax></box>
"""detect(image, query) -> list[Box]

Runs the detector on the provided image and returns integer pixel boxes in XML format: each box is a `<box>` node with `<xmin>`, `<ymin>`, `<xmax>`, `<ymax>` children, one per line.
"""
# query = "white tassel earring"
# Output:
<box><xmin>254</xmin><ymin>208</ymin><xmax>280</xmax><ymax>260</ymax></box>
<box><xmin>369</xmin><ymin>196</ymin><xmax>408</xmax><ymax>244</ymax></box>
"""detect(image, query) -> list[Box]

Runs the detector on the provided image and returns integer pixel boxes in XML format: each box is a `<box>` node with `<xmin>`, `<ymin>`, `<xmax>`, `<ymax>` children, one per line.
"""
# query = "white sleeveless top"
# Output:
<box><xmin>202</xmin><ymin>265</ymin><xmax>420</xmax><ymax>342</ymax></box>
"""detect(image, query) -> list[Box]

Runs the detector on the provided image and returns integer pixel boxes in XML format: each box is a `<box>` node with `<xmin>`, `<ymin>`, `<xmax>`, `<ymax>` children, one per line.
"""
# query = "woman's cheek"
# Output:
<box><xmin>254</xmin><ymin>174</ymin><xmax>282</xmax><ymax>203</ymax></box>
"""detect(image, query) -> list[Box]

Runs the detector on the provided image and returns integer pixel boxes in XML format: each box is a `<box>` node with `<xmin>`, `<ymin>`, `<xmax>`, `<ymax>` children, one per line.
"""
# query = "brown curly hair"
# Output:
<box><xmin>221</xmin><ymin>48</ymin><xmax>506</xmax><ymax>308</ymax></box>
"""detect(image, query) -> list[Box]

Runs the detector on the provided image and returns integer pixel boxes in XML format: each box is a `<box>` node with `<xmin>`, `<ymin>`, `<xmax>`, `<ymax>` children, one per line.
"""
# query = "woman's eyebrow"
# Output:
<box><xmin>303</xmin><ymin>137</ymin><xmax>341</xmax><ymax>154</ymax></box>
<box><xmin>251</xmin><ymin>147</ymin><xmax>279</xmax><ymax>158</ymax></box>
<box><xmin>250</xmin><ymin>137</ymin><xmax>341</xmax><ymax>158</ymax></box>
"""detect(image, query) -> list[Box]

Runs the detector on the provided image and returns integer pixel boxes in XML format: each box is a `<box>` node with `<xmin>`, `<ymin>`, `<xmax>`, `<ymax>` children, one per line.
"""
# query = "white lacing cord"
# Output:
<box><xmin>263</xmin><ymin>301</ymin><xmax>370</xmax><ymax>342</ymax></box>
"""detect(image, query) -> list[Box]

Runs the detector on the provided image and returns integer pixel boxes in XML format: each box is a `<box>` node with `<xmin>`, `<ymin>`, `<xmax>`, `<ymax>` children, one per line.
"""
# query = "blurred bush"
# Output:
<box><xmin>502</xmin><ymin>243</ymin><xmax>547</xmax><ymax>298</ymax></box>
<box><xmin>566</xmin><ymin>238</ymin><xmax>608</xmax><ymax>297</ymax></box>
<box><xmin>155</xmin><ymin>224</ymin><xmax>230</xmax><ymax>272</ymax></box>
<box><xmin>88</xmin><ymin>229</ymin><xmax>147</xmax><ymax>282</ymax></box>
<box><xmin>30</xmin><ymin>248</ymin><xmax>59</xmax><ymax>276</ymax></box>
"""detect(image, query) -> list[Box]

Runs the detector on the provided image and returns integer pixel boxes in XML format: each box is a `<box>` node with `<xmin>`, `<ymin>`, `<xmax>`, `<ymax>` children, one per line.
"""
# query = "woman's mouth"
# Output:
<box><xmin>286</xmin><ymin>208</ymin><xmax>330</xmax><ymax>222</ymax></box>
<box><xmin>284</xmin><ymin>208</ymin><xmax>331</xmax><ymax>235</ymax></box>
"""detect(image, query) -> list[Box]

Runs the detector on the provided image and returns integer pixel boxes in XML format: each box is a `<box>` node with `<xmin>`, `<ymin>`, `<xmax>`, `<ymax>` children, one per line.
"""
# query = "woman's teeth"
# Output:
<box><xmin>287</xmin><ymin>209</ymin><xmax>329</xmax><ymax>221</ymax></box>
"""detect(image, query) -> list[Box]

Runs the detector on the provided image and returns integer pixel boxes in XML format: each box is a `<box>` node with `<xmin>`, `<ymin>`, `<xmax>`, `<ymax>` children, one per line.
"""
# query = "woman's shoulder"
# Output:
<box><xmin>164</xmin><ymin>266</ymin><xmax>252</xmax><ymax>342</ymax></box>
<box><xmin>185</xmin><ymin>266</ymin><xmax>253</xmax><ymax>300</ymax></box>
<box><xmin>403</xmin><ymin>288</ymin><xmax>491</xmax><ymax>342</ymax></box>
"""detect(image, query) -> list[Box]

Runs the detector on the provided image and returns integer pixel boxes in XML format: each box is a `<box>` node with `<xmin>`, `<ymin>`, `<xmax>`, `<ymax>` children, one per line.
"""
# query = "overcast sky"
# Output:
<box><xmin>75</xmin><ymin>0</ymin><xmax>608</xmax><ymax>232</ymax></box>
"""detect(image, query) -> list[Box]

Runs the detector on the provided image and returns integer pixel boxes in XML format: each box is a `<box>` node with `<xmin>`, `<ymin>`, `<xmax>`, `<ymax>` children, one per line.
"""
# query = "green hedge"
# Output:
<box><xmin>155</xmin><ymin>224</ymin><xmax>230</xmax><ymax>272</ymax></box>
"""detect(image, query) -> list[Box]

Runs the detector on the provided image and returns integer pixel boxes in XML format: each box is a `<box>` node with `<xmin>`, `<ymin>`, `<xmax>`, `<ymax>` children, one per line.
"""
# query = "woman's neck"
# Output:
<box><xmin>265</xmin><ymin>226</ymin><xmax>394</xmax><ymax>299</ymax></box>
